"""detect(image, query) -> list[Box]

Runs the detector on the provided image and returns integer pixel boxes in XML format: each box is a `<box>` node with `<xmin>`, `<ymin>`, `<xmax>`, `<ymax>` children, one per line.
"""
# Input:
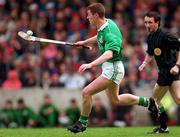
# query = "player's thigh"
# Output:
<box><xmin>83</xmin><ymin>75</ymin><xmax>112</xmax><ymax>96</ymax></box>
<box><xmin>152</xmin><ymin>83</ymin><xmax>168</xmax><ymax>103</ymax></box>
<box><xmin>105</xmin><ymin>82</ymin><xmax>119</xmax><ymax>104</ymax></box>
<box><xmin>169</xmin><ymin>80</ymin><xmax>180</xmax><ymax>105</ymax></box>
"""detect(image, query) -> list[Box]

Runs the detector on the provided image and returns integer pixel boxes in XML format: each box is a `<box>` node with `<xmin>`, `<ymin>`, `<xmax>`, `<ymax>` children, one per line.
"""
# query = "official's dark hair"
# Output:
<box><xmin>144</xmin><ymin>11</ymin><xmax>161</xmax><ymax>26</ymax></box>
<box><xmin>87</xmin><ymin>3</ymin><xmax>105</xmax><ymax>18</ymax></box>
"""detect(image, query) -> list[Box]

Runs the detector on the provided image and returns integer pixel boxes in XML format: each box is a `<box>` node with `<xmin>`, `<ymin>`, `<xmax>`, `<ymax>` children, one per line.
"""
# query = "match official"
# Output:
<box><xmin>139</xmin><ymin>11</ymin><xmax>180</xmax><ymax>134</ymax></box>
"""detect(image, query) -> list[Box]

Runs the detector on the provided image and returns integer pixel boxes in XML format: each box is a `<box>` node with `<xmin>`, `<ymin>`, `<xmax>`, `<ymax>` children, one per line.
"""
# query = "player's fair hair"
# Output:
<box><xmin>87</xmin><ymin>3</ymin><xmax>105</xmax><ymax>18</ymax></box>
<box><xmin>144</xmin><ymin>11</ymin><xmax>161</xmax><ymax>26</ymax></box>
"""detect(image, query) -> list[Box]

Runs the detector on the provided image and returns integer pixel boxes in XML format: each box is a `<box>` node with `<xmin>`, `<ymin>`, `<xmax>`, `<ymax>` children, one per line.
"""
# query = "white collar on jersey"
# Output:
<box><xmin>98</xmin><ymin>19</ymin><xmax>108</xmax><ymax>31</ymax></box>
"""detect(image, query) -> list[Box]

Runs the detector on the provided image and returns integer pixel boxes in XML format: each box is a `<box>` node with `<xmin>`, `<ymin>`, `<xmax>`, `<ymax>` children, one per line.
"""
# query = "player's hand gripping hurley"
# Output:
<box><xmin>18</xmin><ymin>30</ymin><xmax>92</xmax><ymax>50</ymax></box>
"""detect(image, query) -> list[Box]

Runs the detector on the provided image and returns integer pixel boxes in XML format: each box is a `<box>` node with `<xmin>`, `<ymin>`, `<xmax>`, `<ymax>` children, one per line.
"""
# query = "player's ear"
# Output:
<box><xmin>94</xmin><ymin>13</ymin><xmax>99</xmax><ymax>18</ymax></box>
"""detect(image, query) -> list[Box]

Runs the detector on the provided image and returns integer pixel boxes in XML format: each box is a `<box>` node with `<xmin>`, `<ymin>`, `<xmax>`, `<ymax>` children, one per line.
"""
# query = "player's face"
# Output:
<box><xmin>144</xmin><ymin>16</ymin><xmax>159</xmax><ymax>33</ymax></box>
<box><xmin>87</xmin><ymin>10</ymin><xmax>97</xmax><ymax>26</ymax></box>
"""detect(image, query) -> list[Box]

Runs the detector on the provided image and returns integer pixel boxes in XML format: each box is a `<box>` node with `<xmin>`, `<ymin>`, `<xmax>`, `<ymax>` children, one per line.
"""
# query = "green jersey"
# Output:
<box><xmin>1</xmin><ymin>108</ymin><xmax>16</xmax><ymax>123</ymax></box>
<box><xmin>15</xmin><ymin>107</ymin><xmax>37</xmax><ymax>127</ymax></box>
<box><xmin>39</xmin><ymin>103</ymin><xmax>59</xmax><ymax>127</ymax></box>
<box><xmin>66</xmin><ymin>107</ymin><xmax>80</xmax><ymax>124</ymax></box>
<box><xmin>97</xmin><ymin>19</ymin><xmax>122</xmax><ymax>62</ymax></box>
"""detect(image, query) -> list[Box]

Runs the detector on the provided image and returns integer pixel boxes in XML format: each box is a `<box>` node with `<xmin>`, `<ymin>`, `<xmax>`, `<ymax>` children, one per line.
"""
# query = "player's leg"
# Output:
<box><xmin>105</xmin><ymin>82</ymin><xmax>158</xmax><ymax>115</ymax></box>
<box><xmin>103</xmin><ymin>61</ymin><xmax>158</xmax><ymax>113</ymax></box>
<box><xmin>169</xmin><ymin>80</ymin><xmax>180</xmax><ymax>105</ymax></box>
<box><xmin>150</xmin><ymin>84</ymin><xmax>169</xmax><ymax>134</ymax></box>
<box><xmin>81</xmin><ymin>75</ymin><xmax>111</xmax><ymax>117</ymax></box>
<box><xmin>67</xmin><ymin>75</ymin><xmax>112</xmax><ymax>133</ymax></box>
<box><xmin>105</xmin><ymin>81</ymin><xmax>137</xmax><ymax>106</ymax></box>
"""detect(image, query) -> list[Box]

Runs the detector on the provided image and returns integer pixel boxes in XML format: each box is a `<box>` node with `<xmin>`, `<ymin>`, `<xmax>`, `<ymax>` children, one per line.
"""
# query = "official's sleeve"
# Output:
<box><xmin>164</xmin><ymin>32</ymin><xmax>180</xmax><ymax>51</ymax></box>
<box><xmin>104</xmin><ymin>33</ymin><xmax>122</xmax><ymax>54</ymax></box>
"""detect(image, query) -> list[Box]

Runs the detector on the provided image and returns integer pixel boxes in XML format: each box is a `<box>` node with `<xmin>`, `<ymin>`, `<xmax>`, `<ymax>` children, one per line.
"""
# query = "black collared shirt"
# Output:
<box><xmin>146</xmin><ymin>28</ymin><xmax>180</xmax><ymax>70</ymax></box>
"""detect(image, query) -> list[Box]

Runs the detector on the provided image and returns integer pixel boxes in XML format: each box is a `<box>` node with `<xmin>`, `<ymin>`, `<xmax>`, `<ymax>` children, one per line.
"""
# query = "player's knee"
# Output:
<box><xmin>109</xmin><ymin>100</ymin><xmax>119</xmax><ymax>106</ymax></box>
<box><xmin>82</xmin><ymin>88</ymin><xmax>91</xmax><ymax>99</ymax></box>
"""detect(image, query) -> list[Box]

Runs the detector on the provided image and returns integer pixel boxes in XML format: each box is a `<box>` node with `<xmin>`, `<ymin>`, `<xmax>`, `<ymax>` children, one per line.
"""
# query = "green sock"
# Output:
<box><xmin>138</xmin><ymin>97</ymin><xmax>149</xmax><ymax>107</ymax></box>
<box><xmin>159</xmin><ymin>106</ymin><xmax>165</xmax><ymax>113</ymax></box>
<box><xmin>79</xmin><ymin>115</ymin><xmax>88</xmax><ymax>126</ymax></box>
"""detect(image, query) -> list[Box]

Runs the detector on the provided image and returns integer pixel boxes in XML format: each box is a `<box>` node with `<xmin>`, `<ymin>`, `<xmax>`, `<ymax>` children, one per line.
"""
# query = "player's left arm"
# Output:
<box><xmin>90</xmin><ymin>50</ymin><xmax>113</xmax><ymax>66</ymax></box>
<box><xmin>78</xmin><ymin>33</ymin><xmax>121</xmax><ymax>73</ymax></box>
<box><xmin>78</xmin><ymin>50</ymin><xmax>113</xmax><ymax>73</ymax></box>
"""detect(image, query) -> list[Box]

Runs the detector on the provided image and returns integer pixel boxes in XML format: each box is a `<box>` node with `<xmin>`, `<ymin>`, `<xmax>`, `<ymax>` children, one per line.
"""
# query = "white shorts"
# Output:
<box><xmin>102</xmin><ymin>61</ymin><xmax>124</xmax><ymax>85</ymax></box>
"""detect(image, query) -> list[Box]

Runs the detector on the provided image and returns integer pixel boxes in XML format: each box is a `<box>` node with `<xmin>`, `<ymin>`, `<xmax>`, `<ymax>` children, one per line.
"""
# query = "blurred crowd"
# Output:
<box><xmin>0</xmin><ymin>95</ymin><xmax>82</xmax><ymax>128</ymax></box>
<box><xmin>1</xmin><ymin>94</ymin><xmax>180</xmax><ymax>128</ymax></box>
<box><xmin>0</xmin><ymin>0</ymin><xmax>179</xmax><ymax>90</ymax></box>
<box><xmin>0</xmin><ymin>94</ymin><xmax>131</xmax><ymax>128</ymax></box>
<box><xmin>0</xmin><ymin>0</ymin><xmax>180</xmax><ymax>128</ymax></box>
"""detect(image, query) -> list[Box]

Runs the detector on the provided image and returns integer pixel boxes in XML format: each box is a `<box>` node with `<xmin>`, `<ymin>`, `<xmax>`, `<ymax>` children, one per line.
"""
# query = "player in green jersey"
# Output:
<box><xmin>67</xmin><ymin>3</ymin><xmax>158</xmax><ymax>133</ymax></box>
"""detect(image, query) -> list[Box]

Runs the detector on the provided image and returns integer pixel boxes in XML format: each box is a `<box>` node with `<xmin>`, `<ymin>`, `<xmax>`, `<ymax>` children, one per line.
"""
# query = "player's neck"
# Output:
<box><xmin>97</xmin><ymin>18</ymin><xmax>106</xmax><ymax>29</ymax></box>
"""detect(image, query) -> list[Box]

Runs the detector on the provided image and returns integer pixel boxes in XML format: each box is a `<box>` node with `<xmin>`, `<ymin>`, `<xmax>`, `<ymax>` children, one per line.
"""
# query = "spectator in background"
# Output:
<box><xmin>66</xmin><ymin>98</ymin><xmax>80</xmax><ymax>125</ymax></box>
<box><xmin>50</xmin><ymin>72</ymin><xmax>64</xmax><ymax>87</ymax></box>
<box><xmin>45</xmin><ymin>2</ymin><xmax>56</xmax><ymax>36</ymax></box>
<box><xmin>54</xmin><ymin>49</ymin><xmax>65</xmax><ymax>65</ymax></box>
<box><xmin>15</xmin><ymin>98</ymin><xmax>37</xmax><ymax>127</ymax></box>
<box><xmin>0</xmin><ymin>100</ymin><xmax>17</xmax><ymax>128</ymax></box>
<box><xmin>45</xmin><ymin>59</ymin><xmax>58</xmax><ymax>75</ymax></box>
<box><xmin>41</xmin><ymin>71</ymin><xmax>51</xmax><ymax>89</ymax></box>
<box><xmin>89</xmin><ymin>97</ymin><xmax>108</xmax><ymax>127</ymax></box>
<box><xmin>0</xmin><ymin>109</ymin><xmax>3</xmax><ymax>128</ymax></box>
<box><xmin>41</xmin><ymin>44</ymin><xmax>58</xmax><ymax>61</ymax></box>
<box><xmin>67</xmin><ymin>13</ymin><xmax>86</xmax><ymax>42</ymax></box>
<box><xmin>0</xmin><ymin>49</ymin><xmax>7</xmax><ymax>86</ymax></box>
<box><xmin>62</xmin><ymin>70</ymin><xmax>87</xmax><ymax>90</ymax></box>
<box><xmin>2</xmin><ymin>70</ymin><xmax>22</xmax><ymax>90</ymax></box>
<box><xmin>170</xmin><ymin>5</ymin><xmax>180</xmax><ymax>37</ymax></box>
<box><xmin>39</xmin><ymin>95</ymin><xmax>59</xmax><ymax>127</ymax></box>
<box><xmin>59</xmin><ymin>63</ymin><xmax>87</xmax><ymax>90</ymax></box>
<box><xmin>21</xmin><ymin>69</ymin><xmax>36</xmax><ymax>87</ymax></box>
<box><xmin>58</xmin><ymin>111</ymin><xmax>70</xmax><ymax>127</ymax></box>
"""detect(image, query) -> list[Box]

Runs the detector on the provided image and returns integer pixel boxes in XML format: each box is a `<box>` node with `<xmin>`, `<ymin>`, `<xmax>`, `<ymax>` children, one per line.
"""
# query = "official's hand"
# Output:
<box><xmin>170</xmin><ymin>65</ymin><xmax>179</xmax><ymax>75</ymax></box>
<box><xmin>78</xmin><ymin>63</ymin><xmax>92</xmax><ymax>73</ymax></box>
<box><xmin>138</xmin><ymin>63</ymin><xmax>146</xmax><ymax>71</ymax></box>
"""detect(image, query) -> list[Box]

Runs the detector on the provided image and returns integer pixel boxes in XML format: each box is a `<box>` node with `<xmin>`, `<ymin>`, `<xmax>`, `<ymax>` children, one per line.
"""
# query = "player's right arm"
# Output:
<box><xmin>74</xmin><ymin>35</ymin><xmax>97</xmax><ymax>46</ymax></box>
<box><xmin>138</xmin><ymin>54</ymin><xmax>153</xmax><ymax>71</ymax></box>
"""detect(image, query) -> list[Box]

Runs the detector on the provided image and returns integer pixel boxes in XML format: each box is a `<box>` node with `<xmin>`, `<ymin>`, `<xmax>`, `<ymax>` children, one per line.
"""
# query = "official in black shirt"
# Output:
<box><xmin>139</xmin><ymin>11</ymin><xmax>180</xmax><ymax>134</ymax></box>
<box><xmin>147</xmin><ymin>28</ymin><xmax>179</xmax><ymax>85</ymax></box>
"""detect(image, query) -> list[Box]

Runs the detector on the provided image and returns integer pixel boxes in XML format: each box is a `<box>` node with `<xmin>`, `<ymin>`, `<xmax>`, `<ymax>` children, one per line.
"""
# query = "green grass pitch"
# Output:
<box><xmin>0</xmin><ymin>127</ymin><xmax>179</xmax><ymax>137</ymax></box>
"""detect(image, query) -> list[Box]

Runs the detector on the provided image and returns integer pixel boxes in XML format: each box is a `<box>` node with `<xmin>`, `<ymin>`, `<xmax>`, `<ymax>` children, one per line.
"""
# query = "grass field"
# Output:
<box><xmin>0</xmin><ymin>127</ymin><xmax>179</xmax><ymax>137</ymax></box>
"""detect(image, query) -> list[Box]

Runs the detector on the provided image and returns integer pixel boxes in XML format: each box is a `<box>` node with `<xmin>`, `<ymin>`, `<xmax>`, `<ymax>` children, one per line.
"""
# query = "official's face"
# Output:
<box><xmin>144</xmin><ymin>16</ymin><xmax>159</xmax><ymax>33</ymax></box>
<box><xmin>87</xmin><ymin>10</ymin><xmax>97</xmax><ymax>26</ymax></box>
